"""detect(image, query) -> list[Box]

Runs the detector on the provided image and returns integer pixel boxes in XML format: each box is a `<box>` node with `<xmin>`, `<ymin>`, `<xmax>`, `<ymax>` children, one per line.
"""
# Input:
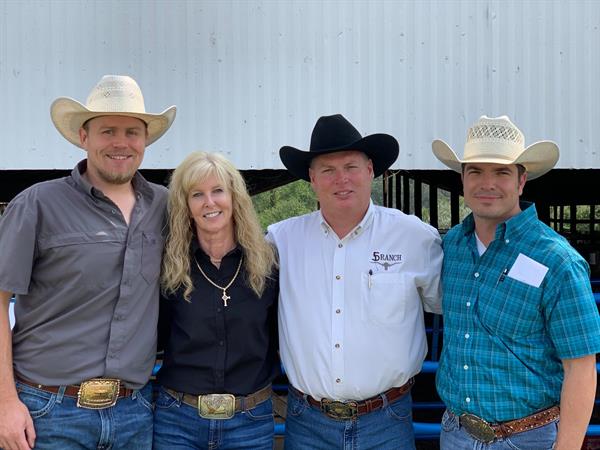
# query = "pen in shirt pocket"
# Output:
<box><xmin>495</xmin><ymin>268</ymin><xmax>509</xmax><ymax>286</ymax></box>
<box><xmin>368</xmin><ymin>269</ymin><xmax>373</xmax><ymax>289</ymax></box>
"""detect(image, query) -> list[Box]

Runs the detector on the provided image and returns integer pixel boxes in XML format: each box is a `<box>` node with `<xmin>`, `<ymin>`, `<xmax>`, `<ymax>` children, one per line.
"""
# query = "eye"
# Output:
<box><xmin>213</xmin><ymin>188</ymin><xmax>224</xmax><ymax>194</ymax></box>
<box><xmin>190</xmin><ymin>192</ymin><xmax>203</xmax><ymax>198</ymax></box>
<box><xmin>102</xmin><ymin>129</ymin><xmax>112</xmax><ymax>135</ymax></box>
<box><xmin>127</xmin><ymin>129</ymin><xmax>140</xmax><ymax>136</ymax></box>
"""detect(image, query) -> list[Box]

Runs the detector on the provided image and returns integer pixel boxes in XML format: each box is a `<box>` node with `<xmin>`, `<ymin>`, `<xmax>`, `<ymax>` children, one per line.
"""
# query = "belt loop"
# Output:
<box><xmin>131</xmin><ymin>389</ymin><xmax>138</xmax><ymax>400</ymax></box>
<box><xmin>240</xmin><ymin>395</ymin><xmax>246</xmax><ymax>411</ymax></box>
<box><xmin>56</xmin><ymin>385</ymin><xmax>66</xmax><ymax>404</ymax></box>
<box><xmin>380</xmin><ymin>391</ymin><xmax>389</xmax><ymax>409</ymax></box>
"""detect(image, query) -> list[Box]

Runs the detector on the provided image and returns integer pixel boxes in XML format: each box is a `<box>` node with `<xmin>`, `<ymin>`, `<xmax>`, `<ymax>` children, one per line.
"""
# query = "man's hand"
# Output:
<box><xmin>0</xmin><ymin>395</ymin><xmax>35</xmax><ymax>450</ymax></box>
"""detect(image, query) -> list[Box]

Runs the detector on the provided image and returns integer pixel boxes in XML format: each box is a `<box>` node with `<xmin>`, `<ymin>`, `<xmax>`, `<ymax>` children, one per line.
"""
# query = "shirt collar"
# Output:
<box><xmin>461</xmin><ymin>201</ymin><xmax>538</xmax><ymax>242</ymax></box>
<box><xmin>319</xmin><ymin>200</ymin><xmax>375</xmax><ymax>242</ymax></box>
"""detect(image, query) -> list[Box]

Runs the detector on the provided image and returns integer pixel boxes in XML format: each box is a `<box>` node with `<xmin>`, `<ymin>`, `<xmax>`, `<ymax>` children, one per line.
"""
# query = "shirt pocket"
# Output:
<box><xmin>361</xmin><ymin>271</ymin><xmax>406</xmax><ymax>325</ymax></box>
<box><xmin>141</xmin><ymin>232</ymin><xmax>164</xmax><ymax>283</ymax></box>
<box><xmin>476</xmin><ymin>276</ymin><xmax>544</xmax><ymax>338</ymax></box>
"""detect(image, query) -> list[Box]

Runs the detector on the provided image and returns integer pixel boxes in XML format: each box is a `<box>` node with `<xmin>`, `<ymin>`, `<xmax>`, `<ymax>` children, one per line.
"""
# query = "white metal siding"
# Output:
<box><xmin>0</xmin><ymin>0</ymin><xmax>598</xmax><ymax>170</ymax></box>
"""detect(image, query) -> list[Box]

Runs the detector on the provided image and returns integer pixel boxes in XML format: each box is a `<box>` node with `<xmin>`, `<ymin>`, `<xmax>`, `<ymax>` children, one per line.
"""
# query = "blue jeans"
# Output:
<box><xmin>16</xmin><ymin>380</ymin><xmax>153</xmax><ymax>449</ymax></box>
<box><xmin>440</xmin><ymin>410</ymin><xmax>558</xmax><ymax>450</ymax></box>
<box><xmin>153</xmin><ymin>386</ymin><xmax>274</xmax><ymax>449</ymax></box>
<box><xmin>284</xmin><ymin>386</ymin><xmax>416</xmax><ymax>450</ymax></box>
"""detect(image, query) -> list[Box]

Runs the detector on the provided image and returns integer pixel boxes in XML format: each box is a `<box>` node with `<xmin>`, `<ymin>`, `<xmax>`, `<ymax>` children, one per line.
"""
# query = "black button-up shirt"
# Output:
<box><xmin>157</xmin><ymin>242</ymin><xmax>279</xmax><ymax>395</ymax></box>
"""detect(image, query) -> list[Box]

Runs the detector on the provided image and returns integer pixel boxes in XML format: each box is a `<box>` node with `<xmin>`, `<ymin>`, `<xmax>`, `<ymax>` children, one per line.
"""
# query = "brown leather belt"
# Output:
<box><xmin>457</xmin><ymin>406</ymin><xmax>560</xmax><ymax>443</ymax></box>
<box><xmin>15</xmin><ymin>374</ymin><xmax>133</xmax><ymax>399</ymax></box>
<box><xmin>290</xmin><ymin>378</ymin><xmax>414</xmax><ymax>420</ymax></box>
<box><xmin>166</xmin><ymin>384</ymin><xmax>272</xmax><ymax>413</ymax></box>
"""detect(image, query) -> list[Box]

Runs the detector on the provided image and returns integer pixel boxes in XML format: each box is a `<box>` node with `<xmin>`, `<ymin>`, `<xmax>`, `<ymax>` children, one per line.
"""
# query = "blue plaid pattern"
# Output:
<box><xmin>436</xmin><ymin>203</ymin><xmax>600</xmax><ymax>422</ymax></box>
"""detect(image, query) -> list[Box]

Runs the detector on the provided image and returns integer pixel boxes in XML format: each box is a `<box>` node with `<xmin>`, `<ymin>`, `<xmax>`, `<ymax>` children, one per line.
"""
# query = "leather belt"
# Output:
<box><xmin>15</xmin><ymin>374</ymin><xmax>134</xmax><ymax>399</ymax></box>
<box><xmin>165</xmin><ymin>384</ymin><xmax>272</xmax><ymax>414</ymax></box>
<box><xmin>16</xmin><ymin>374</ymin><xmax>133</xmax><ymax>409</ymax></box>
<box><xmin>290</xmin><ymin>378</ymin><xmax>414</xmax><ymax>420</ymax></box>
<box><xmin>457</xmin><ymin>406</ymin><xmax>560</xmax><ymax>444</ymax></box>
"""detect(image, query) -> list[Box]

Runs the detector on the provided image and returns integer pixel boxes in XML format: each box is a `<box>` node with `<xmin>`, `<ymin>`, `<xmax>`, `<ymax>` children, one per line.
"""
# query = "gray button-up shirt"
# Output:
<box><xmin>0</xmin><ymin>160</ymin><xmax>167</xmax><ymax>388</ymax></box>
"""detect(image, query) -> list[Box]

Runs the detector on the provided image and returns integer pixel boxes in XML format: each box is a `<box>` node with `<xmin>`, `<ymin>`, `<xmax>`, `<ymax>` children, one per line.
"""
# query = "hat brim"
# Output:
<box><xmin>50</xmin><ymin>97</ymin><xmax>176</xmax><ymax>149</ymax></box>
<box><xmin>280</xmin><ymin>134</ymin><xmax>399</xmax><ymax>181</ymax></box>
<box><xmin>432</xmin><ymin>139</ymin><xmax>559</xmax><ymax>180</ymax></box>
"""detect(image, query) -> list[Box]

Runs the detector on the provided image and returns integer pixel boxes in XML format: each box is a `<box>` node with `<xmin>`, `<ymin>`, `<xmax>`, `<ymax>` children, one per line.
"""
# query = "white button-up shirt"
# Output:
<box><xmin>267</xmin><ymin>202</ymin><xmax>442</xmax><ymax>401</ymax></box>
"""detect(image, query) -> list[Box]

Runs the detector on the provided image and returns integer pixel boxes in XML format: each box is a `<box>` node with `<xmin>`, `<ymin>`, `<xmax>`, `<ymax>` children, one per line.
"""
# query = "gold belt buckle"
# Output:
<box><xmin>321</xmin><ymin>399</ymin><xmax>358</xmax><ymax>420</ymax></box>
<box><xmin>460</xmin><ymin>413</ymin><xmax>497</xmax><ymax>444</ymax></box>
<box><xmin>77</xmin><ymin>378</ymin><xmax>120</xmax><ymax>410</ymax></box>
<box><xmin>198</xmin><ymin>394</ymin><xmax>236</xmax><ymax>419</ymax></box>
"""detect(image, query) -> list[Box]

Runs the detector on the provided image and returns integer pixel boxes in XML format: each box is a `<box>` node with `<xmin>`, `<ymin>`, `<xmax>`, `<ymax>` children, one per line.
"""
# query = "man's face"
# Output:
<box><xmin>309</xmin><ymin>150</ymin><xmax>374</xmax><ymax>218</ymax></box>
<box><xmin>79</xmin><ymin>115</ymin><xmax>147</xmax><ymax>185</ymax></box>
<box><xmin>462</xmin><ymin>163</ymin><xmax>526</xmax><ymax>225</ymax></box>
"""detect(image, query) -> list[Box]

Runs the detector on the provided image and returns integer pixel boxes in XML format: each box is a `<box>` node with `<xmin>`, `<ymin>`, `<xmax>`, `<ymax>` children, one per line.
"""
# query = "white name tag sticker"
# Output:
<box><xmin>507</xmin><ymin>253</ymin><xmax>549</xmax><ymax>288</ymax></box>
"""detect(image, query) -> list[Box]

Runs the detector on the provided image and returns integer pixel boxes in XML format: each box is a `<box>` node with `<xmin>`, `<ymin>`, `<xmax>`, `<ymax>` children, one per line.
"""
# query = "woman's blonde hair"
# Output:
<box><xmin>161</xmin><ymin>151</ymin><xmax>277</xmax><ymax>301</ymax></box>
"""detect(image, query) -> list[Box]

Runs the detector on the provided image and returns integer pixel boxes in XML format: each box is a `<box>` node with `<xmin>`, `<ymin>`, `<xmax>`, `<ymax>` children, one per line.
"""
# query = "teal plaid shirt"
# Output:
<box><xmin>436</xmin><ymin>203</ymin><xmax>600</xmax><ymax>422</ymax></box>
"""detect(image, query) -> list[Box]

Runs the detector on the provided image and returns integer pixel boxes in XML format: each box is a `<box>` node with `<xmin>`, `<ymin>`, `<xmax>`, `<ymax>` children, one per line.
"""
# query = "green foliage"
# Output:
<box><xmin>252</xmin><ymin>180</ymin><xmax>317</xmax><ymax>230</ymax></box>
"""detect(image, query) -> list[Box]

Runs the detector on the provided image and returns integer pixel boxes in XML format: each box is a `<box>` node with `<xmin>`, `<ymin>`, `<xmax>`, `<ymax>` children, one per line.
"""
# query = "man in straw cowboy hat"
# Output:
<box><xmin>0</xmin><ymin>75</ymin><xmax>176</xmax><ymax>449</ymax></box>
<box><xmin>433</xmin><ymin>115</ymin><xmax>600</xmax><ymax>449</ymax></box>
<box><xmin>267</xmin><ymin>114</ymin><xmax>442</xmax><ymax>449</ymax></box>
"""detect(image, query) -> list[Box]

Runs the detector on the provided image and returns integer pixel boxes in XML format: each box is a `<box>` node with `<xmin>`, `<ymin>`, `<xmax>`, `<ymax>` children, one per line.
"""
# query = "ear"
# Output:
<box><xmin>518</xmin><ymin>171</ymin><xmax>527</xmax><ymax>196</ymax></box>
<box><xmin>79</xmin><ymin>127</ymin><xmax>88</xmax><ymax>148</ymax></box>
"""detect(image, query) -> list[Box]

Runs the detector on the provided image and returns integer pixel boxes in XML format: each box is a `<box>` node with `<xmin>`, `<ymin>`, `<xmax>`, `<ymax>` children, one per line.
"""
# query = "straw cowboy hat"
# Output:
<box><xmin>51</xmin><ymin>75</ymin><xmax>176</xmax><ymax>149</ymax></box>
<box><xmin>280</xmin><ymin>114</ymin><xmax>399</xmax><ymax>181</ymax></box>
<box><xmin>432</xmin><ymin>115</ymin><xmax>559</xmax><ymax>180</ymax></box>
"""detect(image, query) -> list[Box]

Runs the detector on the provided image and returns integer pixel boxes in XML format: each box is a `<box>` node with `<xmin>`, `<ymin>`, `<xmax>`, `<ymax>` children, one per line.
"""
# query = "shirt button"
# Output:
<box><xmin>466</xmin><ymin>302</ymin><xmax>471</xmax><ymax>307</ymax></box>
<box><xmin>335</xmin><ymin>309</ymin><xmax>341</xmax><ymax>314</ymax></box>
<box><xmin>219</xmin><ymin>341</ymin><xmax>224</xmax><ymax>346</ymax></box>
<box><xmin>217</xmin><ymin>308</ymin><xmax>222</xmax><ymax>313</ymax></box>
<box><xmin>335</xmin><ymin>275</ymin><xmax>342</xmax><ymax>280</ymax></box>
<box><xmin>465</xmin><ymin>397</ymin><xmax>471</xmax><ymax>403</ymax></box>
<box><xmin>336</xmin><ymin>378</ymin><xmax>341</xmax><ymax>384</ymax></box>
<box><xmin>505</xmin><ymin>239</ymin><xmax>510</xmax><ymax>244</ymax></box>
<box><xmin>464</xmin><ymin>333</ymin><xmax>470</xmax><ymax>339</ymax></box>
<box><xmin>464</xmin><ymin>365</ymin><xmax>469</xmax><ymax>370</ymax></box>
<box><xmin>338</xmin><ymin>243</ymin><xmax>343</xmax><ymax>248</ymax></box>
<box><xmin>111</xmin><ymin>209</ymin><xmax>117</xmax><ymax>214</ymax></box>
<box><xmin>335</xmin><ymin>343</ymin><xmax>340</xmax><ymax>348</ymax></box>
<box><xmin>474</xmin><ymin>272</ymin><xmax>480</xmax><ymax>278</ymax></box>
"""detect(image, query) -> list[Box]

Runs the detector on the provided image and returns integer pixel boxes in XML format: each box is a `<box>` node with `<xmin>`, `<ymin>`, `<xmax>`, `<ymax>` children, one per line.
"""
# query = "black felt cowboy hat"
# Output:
<box><xmin>279</xmin><ymin>114</ymin><xmax>399</xmax><ymax>181</ymax></box>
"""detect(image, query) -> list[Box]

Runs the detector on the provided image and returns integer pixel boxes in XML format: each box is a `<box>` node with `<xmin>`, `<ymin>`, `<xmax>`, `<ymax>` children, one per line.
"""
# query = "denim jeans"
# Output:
<box><xmin>153</xmin><ymin>386</ymin><xmax>274</xmax><ymax>449</ymax></box>
<box><xmin>16</xmin><ymin>381</ymin><xmax>153</xmax><ymax>450</ymax></box>
<box><xmin>440</xmin><ymin>410</ymin><xmax>558</xmax><ymax>450</ymax></box>
<box><xmin>284</xmin><ymin>386</ymin><xmax>416</xmax><ymax>450</ymax></box>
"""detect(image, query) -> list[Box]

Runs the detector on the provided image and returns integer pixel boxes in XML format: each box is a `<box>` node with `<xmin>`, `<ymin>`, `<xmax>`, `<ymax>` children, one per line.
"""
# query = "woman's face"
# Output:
<box><xmin>187</xmin><ymin>174</ymin><xmax>234</xmax><ymax>238</ymax></box>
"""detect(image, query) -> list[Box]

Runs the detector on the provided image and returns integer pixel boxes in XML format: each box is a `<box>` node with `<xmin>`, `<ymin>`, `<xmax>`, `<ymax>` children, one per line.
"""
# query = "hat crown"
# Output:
<box><xmin>85</xmin><ymin>75</ymin><xmax>147</xmax><ymax>114</ymax></box>
<box><xmin>463</xmin><ymin>115</ymin><xmax>525</xmax><ymax>159</ymax></box>
<box><xmin>310</xmin><ymin>114</ymin><xmax>363</xmax><ymax>151</ymax></box>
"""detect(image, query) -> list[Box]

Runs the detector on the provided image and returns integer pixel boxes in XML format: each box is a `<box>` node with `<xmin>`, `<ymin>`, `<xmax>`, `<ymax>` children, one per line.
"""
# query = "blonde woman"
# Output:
<box><xmin>154</xmin><ymin>152</ymin><xmax>279</xmax><ymax>449</ymax></box>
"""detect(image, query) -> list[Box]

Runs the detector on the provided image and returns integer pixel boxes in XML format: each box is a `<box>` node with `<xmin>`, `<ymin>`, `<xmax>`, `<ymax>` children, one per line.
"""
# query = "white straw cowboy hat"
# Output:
<box><xmin>432</xmin><ymin>115</ymin><xmax>559</xmax><ymax>180</ymax></box>
<box><xmin>51</xmin><ymin>75</ymin><xmax>176</xmax><ymax>149</ymax></box>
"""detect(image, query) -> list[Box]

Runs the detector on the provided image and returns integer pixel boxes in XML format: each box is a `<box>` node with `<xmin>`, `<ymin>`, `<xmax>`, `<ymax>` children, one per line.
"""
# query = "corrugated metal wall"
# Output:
<box><xmin>0</xmin><ymin>0</ymin><xmax>599</xmax><ymax>170</ymax></box>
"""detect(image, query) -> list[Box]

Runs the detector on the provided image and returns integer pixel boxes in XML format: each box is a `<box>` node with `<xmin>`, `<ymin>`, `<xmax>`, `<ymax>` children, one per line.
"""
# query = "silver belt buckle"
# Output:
<box><xmin>77</xmin><ymin>378</ymin><xmax>120</xmax><ymax>410</ymax></box>
<box><xmin>460</xmin><ymin>413</ymin><xmax>497</xmax><ymax>444</ymax></box>
<box><xmin>198</xmin><ymin>394</ymin><xmax>236</xmax><ymax>419</ymax></box>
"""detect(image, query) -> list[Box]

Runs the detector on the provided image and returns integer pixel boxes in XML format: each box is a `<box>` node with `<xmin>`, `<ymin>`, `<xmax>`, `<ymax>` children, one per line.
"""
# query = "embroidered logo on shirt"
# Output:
<box><xmin>370</xmin><ymin>252</ymin><xmax>402</xmax><ymax>270</ymax></box>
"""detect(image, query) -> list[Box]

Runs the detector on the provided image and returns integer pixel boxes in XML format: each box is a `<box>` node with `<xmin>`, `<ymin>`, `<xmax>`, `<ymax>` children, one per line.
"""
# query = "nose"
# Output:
<box><xmin>204</xmin><ymin>194</ymin><xmax>216</xmax><ymax>206</ymax></box>
<box><xmin>111</xmin><ymin>133</ymin><xmax>128</xmax><ymax>149</ymax></box>
<box><xmin>479</xmin><ymin>172</ymin><xmax>496</xmax><ymax>189</ymax></box>
<box><xmin>334</xmin><ymin>169</ymin><xmax>349</xmax><ymax>184</ymax></box>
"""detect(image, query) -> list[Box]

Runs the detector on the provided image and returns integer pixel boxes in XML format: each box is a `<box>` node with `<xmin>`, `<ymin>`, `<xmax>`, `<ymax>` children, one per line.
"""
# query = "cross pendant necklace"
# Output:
<box><xmin>194</xmin><ymin>256</ymin><xmax>243</xmax><ymax>307</ymax></box>
<box><xmin>221</xmin><ymin>291</ymin><xmax>230</xmax><ymax>307</ymax></box>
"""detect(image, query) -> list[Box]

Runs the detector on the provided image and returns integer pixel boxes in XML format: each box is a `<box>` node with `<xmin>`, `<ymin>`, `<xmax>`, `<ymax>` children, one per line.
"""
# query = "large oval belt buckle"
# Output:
<box><xmin>77</xmin><ymin>379</ymin><xmax>120</xmax><ymax>409</ymax></box>
<box><xmin>321</xmin><ymin>399</ymin><xmax>358</xmax><ymax>420</ymax></box>
<box><xmin>460</xmin><ymin>413</ymin><xmax>497</xmax><ymax>444</ymax></box>
<box><xmin>198</xmin><ymin>394</ymin><xmax>236</xmax><ymax>419</ymax></box>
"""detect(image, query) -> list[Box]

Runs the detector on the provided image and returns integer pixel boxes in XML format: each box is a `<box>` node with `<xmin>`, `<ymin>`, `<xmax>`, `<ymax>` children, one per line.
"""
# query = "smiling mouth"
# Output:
<box><xmin>203</xmin><ymin>211</ymin><xmax>222</xmax><ymax>218</ymax></box>
<box><xmin>335</xmin><ymin>190</ymin><xmax>353</xmax><ymax>197</ymax></box>
<box><xmin>106</xmin><ymin>155</ymin><xmax>132</xmax><ymax>160</ymax></box>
